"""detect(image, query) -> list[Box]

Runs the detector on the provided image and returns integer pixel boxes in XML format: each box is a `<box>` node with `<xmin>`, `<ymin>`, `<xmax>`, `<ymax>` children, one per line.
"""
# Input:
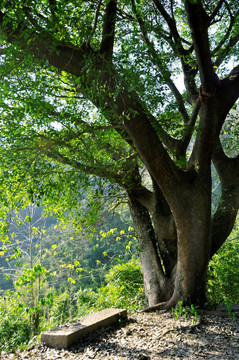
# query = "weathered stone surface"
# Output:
<box><xmin>41</xmin><ymin>308</ymin><xmax>127</xmax><ymax>349</ymax></box>
<box><xmin>216</xmin><ymin>304</ymin><xmax>239</xmax><ymax>313</ymax></box>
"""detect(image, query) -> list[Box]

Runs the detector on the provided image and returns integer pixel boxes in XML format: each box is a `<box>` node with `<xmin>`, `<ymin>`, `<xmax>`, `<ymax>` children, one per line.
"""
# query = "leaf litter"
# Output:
<box><xmin>1</xmin><ymin>311</ymin><xmax>238</xmax><ymax>359</ymax></box>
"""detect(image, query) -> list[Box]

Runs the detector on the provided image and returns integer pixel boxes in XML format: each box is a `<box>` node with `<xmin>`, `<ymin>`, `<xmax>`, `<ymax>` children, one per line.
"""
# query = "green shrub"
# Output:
<box><xmin>0</xmin><ymin>319</ymin><xmax>31</xmax><ymax>351</ymax></box>
<box><xmin>76</xmin><ymin>288</ymin><xmax>100</xmax><ymax>316</ymax></box>
<box><xmin>48</xmin><ymin>291</ymin><xmax>75</xmax><ymax>326</ymax></box>
<box><xmin>95</xmin><ymin>257</ymin><xmax>145</xmax><ymax>312</ymax></box>
<box><xmin>207</xmin><ymin>223</ymin><xmax>239</xmax><ymax>305</ymax></box>
<box><xmin>75</xmin><ymin>257</ymin><xmax>145</xmax><ymax>315</ymax></box>
<box><xmin>0</xmin><ymin>295</ymin><xmax>31</xmax><ymax>352</ymax></box>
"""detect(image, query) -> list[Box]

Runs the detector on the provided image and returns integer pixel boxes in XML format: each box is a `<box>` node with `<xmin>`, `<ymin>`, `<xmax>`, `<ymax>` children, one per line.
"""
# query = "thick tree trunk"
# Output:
<box><xmin>169</xmin><ymin>222</ymin><xmax>210</xmax><ymax>307</ymax></box>
<box><xmin>128</xmin><ymin>195</ymin><xmax>174</xmax><ymax>306</ymax></box>
<box><xmin>172</xmin><ymin>185</ymin><xmax>211</xmax><ymax>307</ymax></box>
<box><xmin>140</xmin><ymin>174</ymin><xmax>212</xmax><ymax>311</ymax></box>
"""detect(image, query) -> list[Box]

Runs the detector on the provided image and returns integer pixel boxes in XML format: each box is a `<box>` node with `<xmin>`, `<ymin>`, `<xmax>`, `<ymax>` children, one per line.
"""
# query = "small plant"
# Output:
<box><xmin>172</xmin><ymin>301</ymin><xmax>198</xmax><ymax>324</ymax></box>
<box><xmin>190</xmin><ymin>304</ymin><xmax>198</xmax><ymax>324</ymax></box>
<box><xmin>172</xmin><ymin>301</ymin><xmax>188</xmax><ymax>319</ymax></box>
<box><xmin>225</xmin><ymin>299</ymin><xmax>236</xmax><ymax>321</ymax></box>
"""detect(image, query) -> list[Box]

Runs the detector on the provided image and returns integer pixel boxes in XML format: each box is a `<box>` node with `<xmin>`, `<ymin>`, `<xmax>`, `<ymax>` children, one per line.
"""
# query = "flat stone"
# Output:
<box><xmin>216</xmin><ymin>304</ymin><xmax>239</xmax><ymax>313</ymax></box>
<box><xmin>41</xmin><ymin>308</ymin><xmax>127</xmax><ymax>349</ymax></box>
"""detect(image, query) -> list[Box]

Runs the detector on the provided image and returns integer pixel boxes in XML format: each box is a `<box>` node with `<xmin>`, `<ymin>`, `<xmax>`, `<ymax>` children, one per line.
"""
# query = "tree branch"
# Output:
<box><xmin>131</xmin><ymin>0</ymin><xmax>190</xmax><ymax>123</ymax></box>
<box><xmin>178</xmin><ymin>98</ymin><xmax>201</xmax><ymax>158</ymax></box>
<box><xmin>185</xmin><ymin>0</ymin><xmax>215</xmax><ymax>91</ymax></box>
<box><xmin>40</xmin><ymin>145</ymin><xmax>125</xmax><ymax>185</ymax></box>
<box><xmin>86</xmin><ymin>0</ymin><xmax>103</xmax><ymax>48</ymax></box>
<box><xmin>208</xmin><ymin>0</ymin><xmax>225</xmax><ymax>23</ymax></box>
<box><xmin>0</xmin><ymin>11</ymin><xmax>90</xmax><ymax>77</ymax></box>
<box><xmin>149</xmin><ymin>115</ymin><xmax>182</xmax><ymax>156</ymax></box>
<box><xmin>214</xmin><ymin>31</ymin><xmax>239</xmax><ymax>69</ymax></box>
<box><xmin>100</xmin><ymin>0</ymin><xmax>117</xmax><ymax>59</ymax></box>
<box><xmin>152</xmin><ymin>0</ymin><xmax>198</xmax><ymax>102</ymax></box>
<box><xmin>122</xmin><ymin>101</ymin><xmax>185</xmax><ymax>199</ymax></box>
<box><xmin>216</xmin><ymin>65</ymin><xmax>239</xmax><ymax>130</ymax></box>
<box><xmin>211</xmin><ymin>139</ymin><xmax>239</xmax><ymax>256</ymax></box>
<box><xmin>211</xmin><ymin>2</ymin><xmax>235</xmax><ymax>60</ymax></box>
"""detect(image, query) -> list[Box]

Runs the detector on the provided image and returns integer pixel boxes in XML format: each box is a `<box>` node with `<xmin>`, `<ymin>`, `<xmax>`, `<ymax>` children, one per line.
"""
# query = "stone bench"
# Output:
<box><xmin>41</xmin><ymin>308</ymin><xmax>127</xmax><ymax>349</ymax></box>
<box><xmin>216</xmin><ymin>304</ymin><xmax>239</xmax><ymax>313</ymax></box>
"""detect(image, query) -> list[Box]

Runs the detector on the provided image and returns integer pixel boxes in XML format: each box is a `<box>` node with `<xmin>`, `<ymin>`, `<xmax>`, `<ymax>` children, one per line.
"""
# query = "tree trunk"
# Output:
<box><xmin>128</xmin><ymin>195</ymin><xmax>175</xmax><ymax>306</ymax></box>
<box><xmin>136</xmin><ymin>173</ymin><xmax>212</xmax><ymax>311</ymax></box>
<box><xmin>173</xmin><ymin>182</ymin><xmax>211</xmax><ymax>305</ymax></box>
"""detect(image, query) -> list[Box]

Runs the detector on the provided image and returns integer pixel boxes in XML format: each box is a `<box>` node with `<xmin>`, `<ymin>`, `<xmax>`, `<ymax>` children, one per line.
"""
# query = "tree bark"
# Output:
<box><xmin>127</xmin><ymin>195</ymin><xmax>174</xmax><ymax>306</ymax></box>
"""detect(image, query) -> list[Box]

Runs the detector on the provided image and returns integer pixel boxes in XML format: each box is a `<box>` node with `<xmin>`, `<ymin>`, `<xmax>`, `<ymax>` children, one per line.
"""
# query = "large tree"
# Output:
<box><xmin>0</xmin><ymin>0</ymin><xmax>239</xmax><ymax>309</ymax></box>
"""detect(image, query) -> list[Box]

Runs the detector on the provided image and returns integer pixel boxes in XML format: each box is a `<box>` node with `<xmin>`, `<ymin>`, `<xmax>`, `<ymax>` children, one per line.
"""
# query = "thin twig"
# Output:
<box><xmin>86</xmin><ymin>0</ymin><xmax>103</xmax><ymax>48</ymax></box>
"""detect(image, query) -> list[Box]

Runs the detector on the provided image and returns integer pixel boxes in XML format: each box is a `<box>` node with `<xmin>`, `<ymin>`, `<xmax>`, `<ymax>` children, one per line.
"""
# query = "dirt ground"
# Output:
<box><xmin>1</xmin><ymin>310</ymin><xmax>239</xmax><ymax>359</ymax></box>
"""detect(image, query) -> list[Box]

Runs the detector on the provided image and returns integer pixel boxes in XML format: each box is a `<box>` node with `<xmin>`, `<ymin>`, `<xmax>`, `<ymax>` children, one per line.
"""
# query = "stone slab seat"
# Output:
<box><xmin>216</xmin><ymin>304</ymin><xmax>239</xmax><ymax>313</ymax></box>
<box><xmin>41</xmin><ymin>308</ymin><xmax>127</xmax><ymax>349</ymax></box>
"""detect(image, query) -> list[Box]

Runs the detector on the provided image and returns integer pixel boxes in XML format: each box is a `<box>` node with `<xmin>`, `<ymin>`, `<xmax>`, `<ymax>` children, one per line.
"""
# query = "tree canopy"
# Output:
<box><xmin>0</xmin><ymin>0</ymin><xmax>239</xmax><ymax>309</ymax></box>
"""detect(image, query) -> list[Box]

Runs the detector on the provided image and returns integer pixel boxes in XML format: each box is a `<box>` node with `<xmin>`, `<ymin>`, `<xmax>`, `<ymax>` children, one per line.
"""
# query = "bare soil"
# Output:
<box><xmin>1</xmin><ymin>311</ymin><xmax>239</xmax><ymax>359</ymax></box>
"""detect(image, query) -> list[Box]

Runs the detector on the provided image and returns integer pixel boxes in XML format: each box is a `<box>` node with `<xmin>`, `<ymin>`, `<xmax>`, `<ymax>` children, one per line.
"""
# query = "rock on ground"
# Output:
<box><xmin>1</xmin><ymin>311</ymin><xmax>239</xmax><ymax>359</ymax></box>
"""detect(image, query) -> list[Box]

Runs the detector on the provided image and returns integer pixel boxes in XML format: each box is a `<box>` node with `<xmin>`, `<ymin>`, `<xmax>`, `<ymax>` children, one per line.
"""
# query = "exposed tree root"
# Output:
<box><xmin>141</xmin><ymin>300</ymin><xmax>175</xmax><ymax>313</ymax></box>
<box><xmin>141</xmin><ymin>293</ymin><xmax>186</xmax><ymax>312</ymax></box>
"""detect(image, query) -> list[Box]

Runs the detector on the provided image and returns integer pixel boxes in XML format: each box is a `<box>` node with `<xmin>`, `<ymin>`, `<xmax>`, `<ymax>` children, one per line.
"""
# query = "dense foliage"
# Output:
<box><xmin>207</xmin><ymin>220</ymin><xmax>239</xmax><ymax>305</ymax></box>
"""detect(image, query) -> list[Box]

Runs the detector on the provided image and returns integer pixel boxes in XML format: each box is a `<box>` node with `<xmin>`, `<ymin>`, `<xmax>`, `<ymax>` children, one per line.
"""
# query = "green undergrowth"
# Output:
<box><xmin>0</xmin><ymin>257</ymin><xmax>144</xmax><ymax>352</ymax></box>
<box><xmin>0</xmin><ymin>296</ymin><xmax>31</xmax><ymax>352</ymax></box>
<box><xmin>207</xmin><ymin>225</ymin><xmax>239</xmax><ymax>306</ymax></box>
<box><xmin>1</xmin><ymin>226</ymin><xmax>239</xmax><ymax>353</ymax></box>
<box><xmin>76</xmin><ymin>256</ymin><xmax>145</xmax><ymax>318</ymax></box>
